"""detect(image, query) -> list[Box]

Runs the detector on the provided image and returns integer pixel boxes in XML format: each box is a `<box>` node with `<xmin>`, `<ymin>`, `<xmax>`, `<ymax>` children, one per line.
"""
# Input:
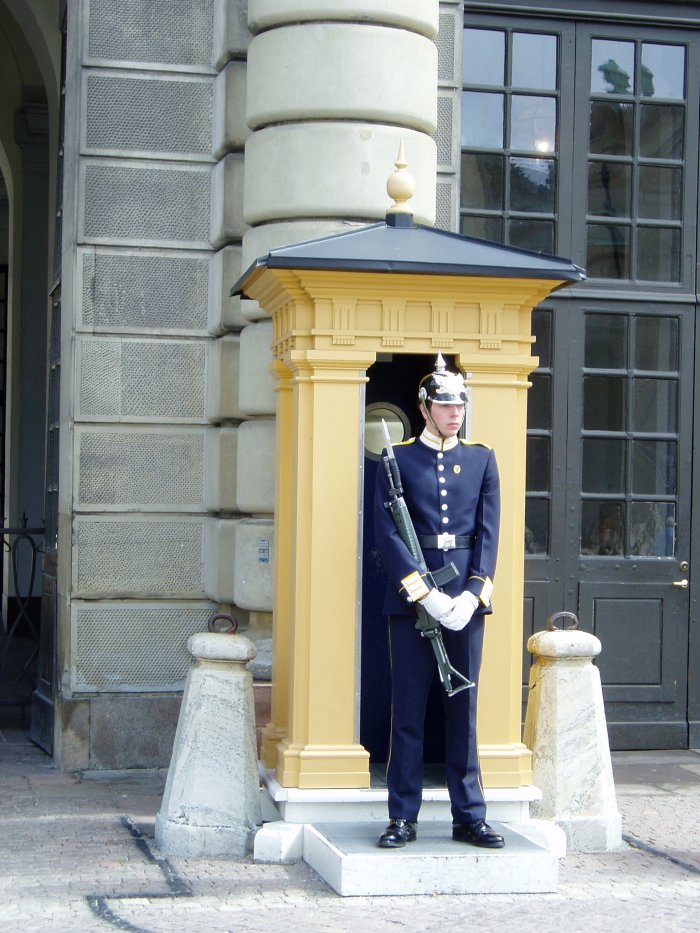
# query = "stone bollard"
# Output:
<box><xmin>523</xmin><ymin>612</ymin><xmax>622</xmax><ymax>852</ymax></box>
<box><xmin>155</xmin><ymin>630</ymin><xmax>262</xmax><ymax>858</ymax></box>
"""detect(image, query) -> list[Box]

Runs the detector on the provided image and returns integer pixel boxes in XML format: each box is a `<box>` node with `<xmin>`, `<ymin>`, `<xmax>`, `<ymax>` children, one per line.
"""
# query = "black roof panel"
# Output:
<box><xmin>233</xmin><ymin>220</ymin><xmax>585</xmax><ymax>296</ymax></box>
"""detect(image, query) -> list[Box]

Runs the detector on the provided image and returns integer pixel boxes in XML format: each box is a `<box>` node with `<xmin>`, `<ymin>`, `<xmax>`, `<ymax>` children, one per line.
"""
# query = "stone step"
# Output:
<box><xmin>259</xmin><ymin>764</ymin><xmax>540</xmax><ymax>824</ymax></box>
<box><xmin>302</xmin><ymin>820</ymin><xmax>559</xmax><ymax>897</ymax></box>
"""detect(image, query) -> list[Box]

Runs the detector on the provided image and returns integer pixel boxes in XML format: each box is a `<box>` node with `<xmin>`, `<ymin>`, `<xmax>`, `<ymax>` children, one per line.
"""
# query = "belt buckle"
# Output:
<box><xmin>438</xmin><ymin>533</ymin><xmax>456</xmax><ymax>551</ymax></box>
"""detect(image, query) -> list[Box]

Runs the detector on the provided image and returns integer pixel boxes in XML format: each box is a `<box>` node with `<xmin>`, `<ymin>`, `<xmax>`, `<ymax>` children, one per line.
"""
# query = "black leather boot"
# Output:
<box><xmin>452</xmin><ymin>819</ymin><xmax>505</xmax><ymax>848</ymax></box>
<box><xmin>378</xmin><ymin>818</ymin><xmax>418</xmax><ymax>848</ymax></box>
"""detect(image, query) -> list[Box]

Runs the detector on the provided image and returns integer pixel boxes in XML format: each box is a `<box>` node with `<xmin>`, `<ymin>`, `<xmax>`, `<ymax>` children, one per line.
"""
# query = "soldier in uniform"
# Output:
<box><xmin>373</xmin><ymin>355</ymin><xmax>503</xmax><ymax>849</ymax></box>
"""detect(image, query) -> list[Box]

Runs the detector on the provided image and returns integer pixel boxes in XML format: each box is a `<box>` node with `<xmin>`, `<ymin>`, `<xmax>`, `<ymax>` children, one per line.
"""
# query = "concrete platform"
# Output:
<box><xmin>302</xmin><ymin>821</ymin><xmax>559</xmax><ymax>896</ymax></box>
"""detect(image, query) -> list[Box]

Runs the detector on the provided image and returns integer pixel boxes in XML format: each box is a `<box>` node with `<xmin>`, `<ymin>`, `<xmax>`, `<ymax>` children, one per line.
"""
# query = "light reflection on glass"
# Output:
<box><xmin>463</xmin><ymin>28</ymin><xmax>505</xmax><ymax>86</ymax></box>
<box><xmin>641</xmin><ymin>44</ymin><xmax>685</xmax><ymax>100</ymax></box>
<box><xmin>591</xmin><ymin>40</ymin><xmax>634</xmax><ymax>94</ymax></box>
<box><xmin>461</xmin><ymin>91</ymin><xmax>504</xmax><ymax>148</ymax></box>
<box><xmin>630</xmin><ymin>502</ymin><xmax>675</xmax><ymax>557</ymax></box>
<box><xmin>511</xmin><ymin>158</ymin><xmax>556</xmax><ymax>212</ymax></box>
<box><xmin>512</xmin><ymin>33</ymin><xmax>557</xmax><ymax>90</ymax></box>
<box><xmin>511</xmin><ymin>96</ymin><xmax>556</xmax><ymax>151</ymax></box>
<box><xmin>581</xmin><ymin>500</ymin><xmax>625</xmax><ymax>555</ymax></box>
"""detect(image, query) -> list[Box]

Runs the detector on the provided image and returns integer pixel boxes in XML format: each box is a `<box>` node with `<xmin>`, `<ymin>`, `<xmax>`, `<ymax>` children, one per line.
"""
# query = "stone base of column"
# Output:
<box><xmin>155</xmin><ymin>814</ymin><xmax>257</xmax><ymax>859</ymax></box>
<box><xmin>155</xmin><ymin>633</ymin><xmax>262</xmax><ymax>858</ymax></box>
<box><xmin>524</xmin><ymin>628</ymin><xmax>623</xmax><ymax>853</ymax></box>
<box><xmin>260</xmin><ymin>722</ymin><xmax>287</xmax><ymax>769</ymax></box>
<box><xmin>553</xmin><ymin>812</ymin><xmax>623</xmax><ymax>853</ymax></box>
<box><xmin>276</xmin><ymin>741</ymin><xmax>371</xmax><ymax>789</ymax></box>
<box><xmin>479</xmin><ymin>743</ymin><xmax>534</xmax><ymax>788</ymax></box>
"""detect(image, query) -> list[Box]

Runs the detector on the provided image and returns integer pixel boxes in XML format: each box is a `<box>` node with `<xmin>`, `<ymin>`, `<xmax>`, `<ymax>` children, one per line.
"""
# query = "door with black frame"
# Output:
<box><xmin>460</xmin><ymin>6</ymin><xmax>699</xmax><ymax>748</ymax></box>
<box><xmin>525</xmin><ymin>300</ymin><xmax>692</xmax><ymax>749</ymax></box>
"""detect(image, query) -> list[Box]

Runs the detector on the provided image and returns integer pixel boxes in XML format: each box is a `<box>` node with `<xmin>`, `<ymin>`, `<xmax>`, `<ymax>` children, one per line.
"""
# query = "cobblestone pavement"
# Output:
<box><xmin>1</xmin><ymin>727</ymin><xmax>699</xmax><ymax>933</ymax></box>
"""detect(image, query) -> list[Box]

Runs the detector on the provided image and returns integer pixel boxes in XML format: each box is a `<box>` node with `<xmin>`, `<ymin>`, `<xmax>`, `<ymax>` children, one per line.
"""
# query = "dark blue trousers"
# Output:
<box><xmin>386</xmin><ymin>613</ymin><xmax>486</xmax><ymax>824</ymax></box>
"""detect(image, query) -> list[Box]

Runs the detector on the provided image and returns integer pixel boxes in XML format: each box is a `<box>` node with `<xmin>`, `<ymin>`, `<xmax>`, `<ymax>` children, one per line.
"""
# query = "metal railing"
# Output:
<box><xmin>0</xmin><ymin>519</ymin><xmax>45</xmax><ymax>717</ymax></box>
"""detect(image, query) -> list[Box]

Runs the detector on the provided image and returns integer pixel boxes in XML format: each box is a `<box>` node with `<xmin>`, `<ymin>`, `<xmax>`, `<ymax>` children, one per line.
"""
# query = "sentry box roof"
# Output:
<box><xmin>232</xmin><ymin>216</ymin><xmax>585</xmax><ymax>298</ymax></box>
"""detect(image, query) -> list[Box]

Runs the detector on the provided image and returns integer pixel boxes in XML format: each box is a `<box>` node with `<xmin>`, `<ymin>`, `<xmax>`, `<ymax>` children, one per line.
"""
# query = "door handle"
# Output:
<box><xmin>672</xmin><ymin>579</ymin><xmax>689</xmax><ymax>588</ymax></box>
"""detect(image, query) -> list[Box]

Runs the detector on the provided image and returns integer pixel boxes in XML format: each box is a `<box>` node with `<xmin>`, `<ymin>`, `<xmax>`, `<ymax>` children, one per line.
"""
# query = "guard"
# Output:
<box><xmin>373</xmin><ymin>355</ymin><xmax>504</xmax><ymax>849</ymax></box>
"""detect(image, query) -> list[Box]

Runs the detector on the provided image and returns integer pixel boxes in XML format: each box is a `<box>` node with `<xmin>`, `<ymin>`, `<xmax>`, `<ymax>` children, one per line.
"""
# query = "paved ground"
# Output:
<box><xmin>1</xmin><ymin>725</ymin><xmax>699</xmax><ymax>932</ymax></box>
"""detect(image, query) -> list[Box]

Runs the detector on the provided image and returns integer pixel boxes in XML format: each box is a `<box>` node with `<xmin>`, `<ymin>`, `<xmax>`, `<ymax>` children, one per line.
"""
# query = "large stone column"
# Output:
<box><xmin>244</xmin><ymin>0</ymin><xmax>438</xmax><ymax>264</ymax></box>
<box><xmin>247</xmin><ymin>0</ymin><xmax>440</xmax><ymax>775</ymax></box>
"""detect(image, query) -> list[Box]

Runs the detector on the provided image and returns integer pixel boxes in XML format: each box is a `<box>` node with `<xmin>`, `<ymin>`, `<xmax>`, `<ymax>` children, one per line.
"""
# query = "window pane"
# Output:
<box><xmin>632</xmin><ymin>439</ymin><xmax>677</xmax><ymax>495</ymax></box>
<box><xmin>510</xmin><ymin>158</ymin><xmax>556</xmax><ymax>212</ymax></box>
<box><xmin>590</xmin><ymin>101</ymin><xmax>634</xmax><ymax>155</ymax></box>
<box><xmin>638</xmin><ymin>166</ymin><xmax>682</xmax><ymax>220</ymax></box>
<box><xmin>365</xmin><ymin>406</ymin><xmax>408</xmax><ymax>456</ymax></box>
<box><xmin>525</xmin><ymin>498</ymin><xmax>549</xmax><ymax>555</ymax></box>
<box><xmin>510</xmin><ymin>95</ymin><xmax>556</xmax><ymax>152</ymax></box>
<box><xmin>586</xmin><ymin>223</ymin><xmax>630</xmax><ymax>278</ymax></box>
<box><xmin>588</xmin><ymin>161</ymin><xmax>631</xmax><ymax>217</ymax></box>
<box><xmin>641</xmin><ymin>44</ymin><xmax>685</xmax><ymax>100</ymax></box>
<box><xmin>526</xmin><ymin>436</ymin><xmax>550</xmax><ymax>491</ymax></box>
<box><xmin>584</xmin><ymin>375</ymin><xmax>626</xmax><ymax>430</ymax></box>
<box><xmin>630</xmin><ymin>502</ymin><xmax>675</xmax><ymax>557</ymax></box>
<box><xmin>636</xmin><ymin>227</ymin><xmax>681</xmax><ymax>283</ymax></box>
<box><xmin>527</xmin><ymin>374</ymin><xmax>551</xmax><ymax>430</ymax></box>
<box><xmin>461</xmin><ymin>91</ymin><xmax>504</xmax><ymax>148</ymax></box>
<box><xmin>632</xmin><ymin>378</ymin><xmax>678</xmax><ymax>433</ymax></box>
<box><xmin>461</xmin><ymin>153</ymin><xmax>504</xmax><ymax>210</ymax></box>
<box><xmin>532</xmin><ymin>309</ymin><xmax>552</xmax><ymax>368</ymax></box>
<box><xmin>585</xmin><ymin>314</ymin><xmax>627</xmax><ymax>369</ymax></box>
<box><xmin>512</xmin><ymin>33</ymin><xmax>557</xmax><ymax>90</ymax></box>
<box><xmin>583</xmin><ymin>438</ymin><xmax>625</xmax><ymax>493</ymax></box>
<box><xmin>591</xmin><ymin>40</ymin><xmax>634</xmax><ymax>94</ymax></box>
<box><xmin>635</xmin><ymin>317</ymin><xmax>679</xmax><ymax>371</ymax></box>
<box><xmin>639</xmin><ymin>104</ymin><xmax>684</xmax><ymax>159</ymax></box>
<box><xmin>463</xmin><ymin>29</ymin><xmax>505</xmax><ymax>86</ymax></box>
<box><xmin>460</xmin><ymin>215</ymin><xmax>503</xmax><ymax>242</ymax></box>
<box><xmin>508</xmin><ymin>218</ymin><xmax>554</xmax><ymax>253</ymax></box>
<box><xmin>581</xmin><ymin>500</ymin><xmax>625</xmax><ymax>556</ymax></box>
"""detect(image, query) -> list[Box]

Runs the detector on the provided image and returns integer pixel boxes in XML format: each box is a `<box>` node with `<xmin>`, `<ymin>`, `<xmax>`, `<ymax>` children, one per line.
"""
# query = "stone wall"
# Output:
<box><xmin>55</xmin><ymin>0</ymin><xmax>455</xmax><ymax>768</ymax></box>
<box><xmin>56</xmin><ymin>0</ymin><xmax>265</xmax><ymax>768</ymax></box>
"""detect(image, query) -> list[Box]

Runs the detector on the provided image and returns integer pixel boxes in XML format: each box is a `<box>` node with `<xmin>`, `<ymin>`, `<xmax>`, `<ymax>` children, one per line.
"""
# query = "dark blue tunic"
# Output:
<box><xmin>374</xmin><ymin>435</ymin><xmax>500</xmax><ymax>613</ymax></box>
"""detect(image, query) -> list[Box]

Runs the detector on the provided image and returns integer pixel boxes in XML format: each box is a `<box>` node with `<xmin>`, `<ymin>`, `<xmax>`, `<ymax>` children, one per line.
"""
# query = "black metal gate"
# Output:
<box><xmin>29</xmin><ymin>10</ymin><xmax>67</xmax><ymax>752</ymax></box>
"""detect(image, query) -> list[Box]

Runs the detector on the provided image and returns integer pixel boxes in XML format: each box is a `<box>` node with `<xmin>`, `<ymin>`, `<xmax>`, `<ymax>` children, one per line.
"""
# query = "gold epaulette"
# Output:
<box><xmin>459</xmin><ymin>439</ymin><xmax>492</xmax><ymax>450</ymax></box>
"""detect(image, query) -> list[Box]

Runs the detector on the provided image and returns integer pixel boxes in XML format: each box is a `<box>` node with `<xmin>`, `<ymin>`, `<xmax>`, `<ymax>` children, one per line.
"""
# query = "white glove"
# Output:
<box><xmin>440</xmin><ymin>591</ymin><xmax>479</xmax><ymax>631</ymax></box>
<box><xmin>419</xmin><ymin>588</ymin><xmax>455</xmax><ymax>622</ymax></box>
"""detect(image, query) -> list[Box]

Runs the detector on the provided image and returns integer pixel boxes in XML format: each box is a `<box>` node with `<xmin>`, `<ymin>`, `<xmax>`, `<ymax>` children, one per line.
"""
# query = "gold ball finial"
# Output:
<box><xmin>386</xmin><ymin>140</ymin><xmax>415</xmax><ymax>216</ymax></box>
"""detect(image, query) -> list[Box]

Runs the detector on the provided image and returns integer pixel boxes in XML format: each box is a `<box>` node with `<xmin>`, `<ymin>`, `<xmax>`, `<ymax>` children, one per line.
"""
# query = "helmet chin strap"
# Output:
<box><xmin>425</xmin><ymin>403</ymin><xmax>447</xmax><ymax>439</ymax></box>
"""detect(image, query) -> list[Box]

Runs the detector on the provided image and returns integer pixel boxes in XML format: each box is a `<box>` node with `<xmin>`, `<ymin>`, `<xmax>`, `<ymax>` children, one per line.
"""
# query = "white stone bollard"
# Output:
<box><xmin>155</xmin><ymin>631</ymin><xmax>262</xmax><ymax>858</ymax></box>
<box><xmin>523</xmin><ymin>614</ymin><xmax>622</xmax><ymax>852</ymax></box>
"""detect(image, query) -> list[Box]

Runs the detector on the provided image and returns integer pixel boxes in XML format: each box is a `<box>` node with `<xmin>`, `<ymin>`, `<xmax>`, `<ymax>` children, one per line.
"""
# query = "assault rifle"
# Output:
<box><xmin>380</xmin><ymin>420</ymin><xmax>474</xmax><ymax>696</ymax></box>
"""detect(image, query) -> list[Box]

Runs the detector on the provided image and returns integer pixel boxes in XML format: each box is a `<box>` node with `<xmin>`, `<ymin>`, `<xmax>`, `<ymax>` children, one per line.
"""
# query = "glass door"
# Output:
<box><xmin>460</xmin><ymin>7</ymin><xmax>700</xmax><ymax>747</ymax></box>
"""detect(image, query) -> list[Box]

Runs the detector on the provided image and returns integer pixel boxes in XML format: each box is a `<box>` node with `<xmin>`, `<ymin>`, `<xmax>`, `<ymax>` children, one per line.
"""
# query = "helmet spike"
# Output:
<box><xmin>418</xmin><ymin>357</ymin><xmax>468</xmax><ymax>408</ymax></box>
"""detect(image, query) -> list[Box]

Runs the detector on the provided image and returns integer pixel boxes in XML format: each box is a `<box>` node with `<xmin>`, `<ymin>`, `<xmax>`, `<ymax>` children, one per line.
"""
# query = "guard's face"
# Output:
<box><xmin>420</xmin><ymin>402</ymin><xmax>465</xmax><ymax>437</ymax></box>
